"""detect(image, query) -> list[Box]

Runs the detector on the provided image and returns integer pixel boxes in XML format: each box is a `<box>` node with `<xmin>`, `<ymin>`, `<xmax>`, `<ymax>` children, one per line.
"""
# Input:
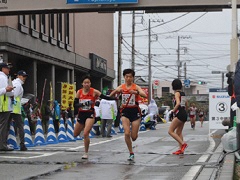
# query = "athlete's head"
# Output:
<box><xmin>123</xmin><ymin>69</ymin><xmax>135</xmax><ymax>84</ymax></box>
<box><xmin>81</xmin><ymin>75</ymin><xmax>91</xmax><ymax>89</ymax></box>
<box><xmin>123</xmin><ymin>69</ymin><xmax>135</xmax><ymax>77</ymax></box>
<box><xmin>172</xmin><ymin>79</ymin><xmax>182</xmax><ymax>90</ymax></box>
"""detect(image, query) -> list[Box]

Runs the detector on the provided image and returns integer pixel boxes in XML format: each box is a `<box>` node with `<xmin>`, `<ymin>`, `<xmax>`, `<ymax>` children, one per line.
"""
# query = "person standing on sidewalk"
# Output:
<box><xmin>74</xmin><ymin>75</ymin><xmax>117</xmax><ymax>159</ymax></box>
<box><xmin>0</xmin><ymin>62</ymin><xmax>14</xmax><ymax>151</ymax></box>
<box><xmin>110</xmin><ymin>69</ymin><xmax>147</xmax><ymax>161</ymax></box>
<box><xmin>168</xmin><ymin>79</ymin><xmax>188</xmax><ymax>155</ymax></box>
<box><xmin>99</xmin><ymin>97</ymin><xmax>117</xmax><ymax>138</ymax></box>
<box><xmin>10</xmin><ymin>70</ymin><xmax>28</xmax><ymax>151</ymax></box>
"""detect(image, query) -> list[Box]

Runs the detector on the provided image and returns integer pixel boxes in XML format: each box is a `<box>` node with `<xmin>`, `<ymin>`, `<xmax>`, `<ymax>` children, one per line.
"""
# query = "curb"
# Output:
<box><xmin>217</xmin><ymin>153</ymin><xmax>235</xmax><ymax>180</ymax></box>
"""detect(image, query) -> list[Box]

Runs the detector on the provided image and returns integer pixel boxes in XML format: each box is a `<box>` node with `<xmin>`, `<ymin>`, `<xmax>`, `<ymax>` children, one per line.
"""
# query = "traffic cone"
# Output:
<box><xmin>118</xmin><ymin>119</ymin><xmax>124</xmax><ymax>133</ymax></box>
<box><xmin>24</xmin><ymin>118</ymin><xmax>34</xmax><ymax>147</ymax></box>
<box><xmin>110</xmin><ymin>122</ymin><xmax>117</xmax><ymax>135</ymax></box>
<box><xmin>46</xmin><ymin>118</ymin><xmax>58</xmax><ymax>144</ymax></box>
<box><xmin>66</xmin><ymin>118</ymin><xmax>76</xmax><ymax>141</ymax></box>
<box><xmin>73</xmin><ymin>118</ymin><xmax>83</xmax><ymax>140</ymax></box>
<box><xmin>139</xmin><ymin>120</ymin><xmax>146</xmax><ymax>131</ymax></box>
<box><xmin>34</xmin><ymin>117</ymin><xmax>46</xmax><ymax>146</ymax></box>
<box><xmin>58</xmin><ymin>118</ymin><xmax>69</xmax><ymax>143</ymax></box>
<box><xmin>7</xmin><ymin>121</ymin><xmax>19</xmax><ymax>149</ymax></box>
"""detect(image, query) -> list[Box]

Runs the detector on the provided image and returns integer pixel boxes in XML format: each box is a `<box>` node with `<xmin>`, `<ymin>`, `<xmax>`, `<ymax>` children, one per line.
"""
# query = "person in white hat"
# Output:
<box><xmin>10</xmin><ymin>70</ymin><xmax>28</xmax><ymax>151</ymax></box>
<box><xmin>0</xmin><ymin>62</ymin><xmax>14</xmax><ymax>151</ymax></box>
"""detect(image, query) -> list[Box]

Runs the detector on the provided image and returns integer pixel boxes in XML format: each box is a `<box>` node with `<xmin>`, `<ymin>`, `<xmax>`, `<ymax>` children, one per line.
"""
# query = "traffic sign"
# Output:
<box><xmin>184</xmin><ymin>79</ymin><xmax>190</xmax><ymax>88</ymax></box>
<box><xmin>152</xmin><ymin>80</ymin><xmax>160</xmax><ymax>89</ymax></box>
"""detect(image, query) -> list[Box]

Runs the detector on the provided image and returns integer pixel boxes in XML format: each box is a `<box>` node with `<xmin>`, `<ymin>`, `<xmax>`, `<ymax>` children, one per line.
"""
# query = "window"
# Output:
<box><xmin>162</xmin><ymin>87</ymin><xmax>170</xmax><ymax>96</ymax></box>
<box><xmin>19</xmin><ymin>15</ymin><xmax>26</xmax><ymax>25</ymax></box>
<box><xmin>40</xmin><ymin>14</ymin><xmax>46</xmax><ymax>34</ymax></box>
<box><xmin>49</xmin><ymin>14</ymin><xmax>57</xmax><ymax>45</ymax></box>
<box><xmin>40</xmin><ymin>14</ymin><xmax>48</xmax><ymax>42</ymax></box>
<box><xmin>30</xmin><ymin>14</ymin><xmax>39</xmax><ymax>38</ymax></box>
<box><xmin>49</xmin><ymin>14</ymin><xmax>55</xmax><ymax>37</ymax></box>
<box><xmin>30</xmin><ymin>15</ymin><xmax>36</xmax><ymax>30</ymax></box>
<box><xmin>57</xmin><ymin>13</ymin><xmax>63</xmax><ymax>41</ymax></box>
<box><xmin>64</xmin><ymin>13</ymin><xmax>70</xmax><ymax>45</ymax></box>
<box><xmin>18</xmin><ymin>15</ymin><xmax>28</xmax><ymax>34</ymax></box>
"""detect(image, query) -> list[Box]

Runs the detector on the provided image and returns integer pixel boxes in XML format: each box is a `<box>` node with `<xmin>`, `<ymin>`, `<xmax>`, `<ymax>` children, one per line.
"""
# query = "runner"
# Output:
<box><xmin>110</xmin><ymin>69</ymin><xmax>147</xmax><ymax>161</ymax></box>
<box><xmin>189</xmin><ymin>103</ymin><xmax>197</xmax><ymax>130</ymax></box>
<box><xmin>168</xmin><ymin>79</ymin><xmax>188</xmax><ymax>155</ymax></box>
<box><xmin>73</xmin><ymin>75</ymin><xmax>116</xmax><ymax>159</ymax></box>
<box><xmin>198</xmin><ymin>108</ymin><xmax>204</xmax><ymax>127</ymax></box>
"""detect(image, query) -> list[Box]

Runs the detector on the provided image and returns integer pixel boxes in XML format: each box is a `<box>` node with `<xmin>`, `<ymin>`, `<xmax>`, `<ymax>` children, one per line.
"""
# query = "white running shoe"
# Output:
<box><xmin>82</xmin><ymin>153</ymin><xmax>88</xmax><ymax>159</ymax></box>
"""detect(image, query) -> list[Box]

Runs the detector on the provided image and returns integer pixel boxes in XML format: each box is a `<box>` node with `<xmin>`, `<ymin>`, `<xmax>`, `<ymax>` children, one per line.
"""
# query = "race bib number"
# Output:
<box><xmin>80</xmin><ymin>99</ymin><xmax>91</xmax><ymax>110</ymax></box>
<box><xmin>190</xmin><ymin>110</ymin><xmax>196</xmax><ymax>115</ymax></box>
<box><xmin>122</xmin><ymin>94</ymin><xmax>135</xmax><ymax>106</ymax></box>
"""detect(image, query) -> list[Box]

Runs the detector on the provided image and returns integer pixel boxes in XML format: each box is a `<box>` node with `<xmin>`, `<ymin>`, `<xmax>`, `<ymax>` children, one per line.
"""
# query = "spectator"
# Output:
<box><xmin>143</xmin><ymin>99</ymin><xmax>158</xmax><ymax>129</ymax></box>
<box><xmin>53</xmin><ymin>100</ymin><xmax>60</xmax><ymax>133</ymax></box>
<box><xmin>99</xmin><ymin>98</ymin><xmax>117</xmax><ymax>137</ymax></box>
<box><xmin>66</xmin><ymin>104</ymin><xmax>73</xmax><ymax>120</ymax></box>
<box><xmin>10</xmin><ymin>70</ymin><xmax>28</xmax><ymax>151</ymax></box>
<box><xmin>0</xmin><ymin>62</ymin><xmax>14</xmax><ymax>151</ymax></box>
<box><xmin>93</xmin><ymin>100</ymin><xmax>101</xmax><ymax>136</ymax></box>
<box><xmin>43</xmin><ymin>101</ymin><xmax>52</xmax><ymax>133</ymax></box>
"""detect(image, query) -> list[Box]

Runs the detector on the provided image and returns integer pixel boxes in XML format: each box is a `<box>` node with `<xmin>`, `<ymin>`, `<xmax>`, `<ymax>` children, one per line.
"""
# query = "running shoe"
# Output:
<box><xmin>82</xmin><ymin>153</ymin><xmax>88</xmax><ymax>159</ymax></box>
<box><xmin>172</xmin><ymin>149</ymin><xmax>183</xmax><ymax>155</ymax></box>
<box><xmin>181</xmin><ymin>143</ymin><xmax>188</xmax><ymax>152</ymax></box>
<box><xmin>128</xmin><ymin>154</ymin><xmax>135</xmax><ymax>161</ymax></box>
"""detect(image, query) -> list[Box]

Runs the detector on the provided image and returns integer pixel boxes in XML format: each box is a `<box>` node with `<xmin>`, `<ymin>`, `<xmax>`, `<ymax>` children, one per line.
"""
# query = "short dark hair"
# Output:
<box><xmin>123</xmin><ymin>69</ymin><xmax>135</xmax><ymax>77</ymax></box>
<box><xmin>81</xmin><ymin>75</ymin><xmax>91</xmax><ymax>83</ymax></box>
<box><xmin>172</xmin><ymin>79</ymin><xmax>182</xmax><ymax>90</ymax></box>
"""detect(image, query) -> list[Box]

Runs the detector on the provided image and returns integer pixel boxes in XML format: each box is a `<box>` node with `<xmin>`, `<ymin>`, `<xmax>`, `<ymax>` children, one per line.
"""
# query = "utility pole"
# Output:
<box><xmin>148</xmin><ymin>19</ymin><xmax>152</xmax><ymax>103</ymax></box>
<box><xmin>131</xmin><ymin>11</ymin><xmax>135</xmax><ymax>71</ymax></box>
<box><xmin>177</xmin><ymin>36</ymin><xmax>181</xmax><ymax>79</ymax></box>
<box><xmin>117</xmin><ymin>11</ymin><xmax>122</xmax><ymax>86</ymax></box>
<box><xmin>230</xmin><ymin>0</ymin><xmax>238</xmax><ymax>72</ymax></box>
<box><xmin>183</xmin><ymin>62</ymin><xmax>187</xmax><ymax>93</ymax></box>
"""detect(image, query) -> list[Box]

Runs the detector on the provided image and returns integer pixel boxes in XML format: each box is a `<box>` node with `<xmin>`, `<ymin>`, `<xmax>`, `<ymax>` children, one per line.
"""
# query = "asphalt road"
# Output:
<box><xmin>0</xmin><ymin>121</ymin><xmax>225</xmax><ymax>180</ymax></box>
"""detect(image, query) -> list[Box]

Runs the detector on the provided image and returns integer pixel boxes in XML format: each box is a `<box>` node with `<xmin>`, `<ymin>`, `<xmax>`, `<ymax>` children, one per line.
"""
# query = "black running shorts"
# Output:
<box><xmin>77</xmin><ymin>111</ymin><xmax>94</xmax><ymax>124</ymax></box>
<box><xmin>121</xmin><ymin>107</ymin><xmax>141</xmax><ymax>122</ymax></box>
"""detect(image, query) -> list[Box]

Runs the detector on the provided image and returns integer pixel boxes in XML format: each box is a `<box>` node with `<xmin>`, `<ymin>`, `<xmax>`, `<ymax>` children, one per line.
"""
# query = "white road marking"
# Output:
<box><xmin>68</xmin><ymin>131</ymin><xmax>148</xmax><ymax>151</ymax></box>
<box><xmin>181</xmin><ymin>129</ymin><xmax>216</xmax><ymax>180</ymax></box>
<box><xmin>0</xmin><ymin>152</ymin><xmax>59</xmax><ymax>159</ymax></box>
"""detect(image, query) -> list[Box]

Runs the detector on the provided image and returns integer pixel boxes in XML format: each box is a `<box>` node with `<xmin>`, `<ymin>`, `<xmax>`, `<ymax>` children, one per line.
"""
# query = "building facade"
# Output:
<box><xmin>0</xmin><ymin>12</ymin><xmax>115</xmax><ymax>103</ymax></box>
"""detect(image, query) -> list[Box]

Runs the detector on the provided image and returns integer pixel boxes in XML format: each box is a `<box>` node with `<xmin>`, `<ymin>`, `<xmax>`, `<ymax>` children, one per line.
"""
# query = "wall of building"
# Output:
<box><xmin>0</xmin><ymin>12</ymin><xmax>115</xmax><ymax>103</ymax></box>
<box><xmin>74</xmin><ymin>13</ymin><xmax>114</xmax><ymax>70</ymax></box>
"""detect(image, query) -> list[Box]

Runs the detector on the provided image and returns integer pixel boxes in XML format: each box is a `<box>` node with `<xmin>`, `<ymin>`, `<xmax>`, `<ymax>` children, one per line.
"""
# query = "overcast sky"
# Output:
<box><xmin>114</xmin><ymin>9</ymin><xmax>238</xmax><ymax>89</ymax></box>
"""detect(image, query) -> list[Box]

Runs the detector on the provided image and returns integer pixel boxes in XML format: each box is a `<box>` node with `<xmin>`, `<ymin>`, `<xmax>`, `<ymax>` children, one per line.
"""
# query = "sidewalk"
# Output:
<box><xmin>197</xmin><ymin>143</ymin><xmax>235</xmax><ymax>180</ymax></box>
<box><xmin>195</xmin><ymin>132</ymin><xmax>235</xmax><ymax>180</ymax></box>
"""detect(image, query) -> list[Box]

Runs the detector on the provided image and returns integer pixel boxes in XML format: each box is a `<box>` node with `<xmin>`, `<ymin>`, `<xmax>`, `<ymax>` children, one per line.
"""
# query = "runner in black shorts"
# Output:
<box><xmin>168</xmin><ymin>79</ymin><xmax>188</xmax><ymax>155</ymax></box>
<box><xmin>121</xmin><ymin>107</ymin><xmax>141</xmax><ymax>122</ymax></box>
<box><xmin>77</xmin><ymin>109</ymin><xmax>94</xmax><ymax>125</ymax></box>
<box><xmin>74</xmin><ymin>75</ymin><xmax>116</xmax><ymax>159</ymax></box>
<box><xmin>110</xmin><ymin>69</ymin><xmax>147</xmax><ymax>161</ymax></box>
